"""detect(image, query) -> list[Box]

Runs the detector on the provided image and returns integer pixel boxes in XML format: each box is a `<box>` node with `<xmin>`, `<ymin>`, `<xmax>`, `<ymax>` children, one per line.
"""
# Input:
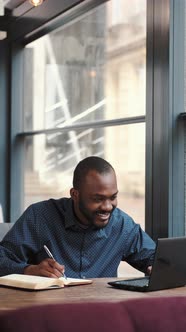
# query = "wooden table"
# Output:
<box><xmin>1</xmin><ymin>278</ymin><xmax>186</xmax><ymax>311</ymax></box>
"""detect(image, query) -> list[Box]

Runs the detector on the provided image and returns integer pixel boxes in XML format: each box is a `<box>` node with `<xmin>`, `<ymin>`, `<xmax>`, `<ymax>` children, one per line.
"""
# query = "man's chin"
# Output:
<box><xmin>93</xmin><ymin>218</ymin><xmax>109</xmax><ymax>229</ymax></box>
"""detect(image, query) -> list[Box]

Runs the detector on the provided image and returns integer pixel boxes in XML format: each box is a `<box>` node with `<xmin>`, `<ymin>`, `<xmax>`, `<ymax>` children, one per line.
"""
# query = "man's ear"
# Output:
<box><xmin>70</xmin><ymin>188</ymin><xmax>79</xmax><ymax>201</ymax></box>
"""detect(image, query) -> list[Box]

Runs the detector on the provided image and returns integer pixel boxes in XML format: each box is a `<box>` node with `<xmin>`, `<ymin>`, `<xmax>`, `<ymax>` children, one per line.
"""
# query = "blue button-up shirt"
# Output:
<box><xmin>0</xmin><ymin>198</ymin><xmax>155</xmax><ymax>277</ymax></box>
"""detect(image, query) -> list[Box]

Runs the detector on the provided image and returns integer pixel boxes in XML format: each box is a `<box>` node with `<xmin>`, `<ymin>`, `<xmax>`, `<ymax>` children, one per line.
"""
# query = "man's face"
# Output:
<box><xmin>71</xmin><ymin>169</ymin><xmax>118</xmax><ymax>229</ymax></box>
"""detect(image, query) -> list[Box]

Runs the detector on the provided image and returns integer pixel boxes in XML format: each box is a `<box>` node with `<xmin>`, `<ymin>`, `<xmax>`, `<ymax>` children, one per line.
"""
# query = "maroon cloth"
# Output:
<box><xmin>0</xmin><ymin>297</ymin><xmax>186</xmax><ymax>331</ymax></box>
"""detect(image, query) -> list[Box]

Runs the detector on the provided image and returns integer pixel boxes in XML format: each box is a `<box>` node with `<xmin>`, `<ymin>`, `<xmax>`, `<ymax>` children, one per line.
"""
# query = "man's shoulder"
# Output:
<box><xmin>111</xmin><ymin>208</ymin><xmax>136</xmax><ymax>227</ymax></box>
<box><xmin>112</xmin><ymin>207</ymin><xmax>134</xmax><ymax>220</ymax></box>
<box><xmin>27</xmin><ymin>197</ymin><xmax>71</xmax><ymax>213</ymax></box>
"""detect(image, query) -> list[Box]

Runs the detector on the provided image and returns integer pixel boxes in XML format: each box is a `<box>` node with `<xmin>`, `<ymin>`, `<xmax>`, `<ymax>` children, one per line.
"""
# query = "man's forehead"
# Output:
<box><xmin>92</xmin><ymin>190</ymin><xmax>118</xmax><ymax>197</ymax></box>
<box><xmin>85</xmin><ymin>169</ymin><xmax>115</xmax><ymax>178</ymax></box>
<box><xmin>82</xmin><ymin>170</ymin><xmax>117</xmax><ymax>190</ymax></box>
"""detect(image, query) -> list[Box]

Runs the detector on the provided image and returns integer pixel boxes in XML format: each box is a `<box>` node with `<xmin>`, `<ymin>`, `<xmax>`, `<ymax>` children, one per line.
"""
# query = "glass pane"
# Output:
<box><xmin>23</xmin><ymin>0</ymin><xmax>146</xmax><ymax>130</ymax></box>
<box><xmin>24</xmin><ymin>123</ymin><xmax>145</xmax><ymax>226</ymax></box>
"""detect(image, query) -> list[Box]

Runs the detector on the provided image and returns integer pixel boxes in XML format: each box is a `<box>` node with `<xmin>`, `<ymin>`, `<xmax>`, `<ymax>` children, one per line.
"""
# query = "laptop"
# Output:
<box><xmin>108</xmin><ymin>237</ymin><xmax>186</xmax><ymax>292</ymax></box>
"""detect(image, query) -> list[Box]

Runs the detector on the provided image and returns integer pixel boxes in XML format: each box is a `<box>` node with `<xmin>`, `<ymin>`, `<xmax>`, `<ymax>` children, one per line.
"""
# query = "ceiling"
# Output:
<box><xmin>3</xmin><ymin>0</ymin><xmax>27</xmax><ymax>10</ymax></box>
<box><xmin>0</xmin><ymin>0</ymin><xmax>34</xmax><ymax>34</ymax></box>
<box><xmin>0</xmin><ymin>0</ymin><xmax>83</xmax><ymax>42</ymax></box>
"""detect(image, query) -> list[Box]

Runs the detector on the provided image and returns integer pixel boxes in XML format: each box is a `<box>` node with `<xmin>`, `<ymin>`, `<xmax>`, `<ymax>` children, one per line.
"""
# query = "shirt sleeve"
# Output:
<box><xmin>122</xmin><ymin>220</ymin><xmax>156</xmax><ymax>273</ymax></box>
<box><xmin>0</xmin><ymin>205</ymin><xmax>40</xmax><ymax>276</ymax></box>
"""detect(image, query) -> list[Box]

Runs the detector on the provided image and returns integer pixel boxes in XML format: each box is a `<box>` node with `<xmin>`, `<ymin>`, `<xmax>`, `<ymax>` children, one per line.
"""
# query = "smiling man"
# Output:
<box><xmin>0</xmin><ymin>156</ymin><xmax>155</xmax><ymax>278</ymax></box>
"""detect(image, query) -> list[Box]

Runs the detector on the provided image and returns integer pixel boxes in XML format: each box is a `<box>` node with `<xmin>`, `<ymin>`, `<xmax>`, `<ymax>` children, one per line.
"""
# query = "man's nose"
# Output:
<box><xmin>100</xmin><ymin>200</ymin><xmax>113</xmax><ymax>211</ymax></box>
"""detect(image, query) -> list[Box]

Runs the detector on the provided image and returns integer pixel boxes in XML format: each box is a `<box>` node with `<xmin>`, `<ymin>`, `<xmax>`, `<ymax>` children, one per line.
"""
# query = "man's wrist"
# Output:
<box><xmin>24</xmin><ymin>265</ymin><xmax>34</xmax><ymax>275</ymax></box>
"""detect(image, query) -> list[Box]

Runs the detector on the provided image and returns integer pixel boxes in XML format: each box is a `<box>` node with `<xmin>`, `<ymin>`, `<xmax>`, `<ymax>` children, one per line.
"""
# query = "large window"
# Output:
<box><xmin>21</xmin><ymin>0</ymin><xmax>146</xmax><ymax>276</ymax></box>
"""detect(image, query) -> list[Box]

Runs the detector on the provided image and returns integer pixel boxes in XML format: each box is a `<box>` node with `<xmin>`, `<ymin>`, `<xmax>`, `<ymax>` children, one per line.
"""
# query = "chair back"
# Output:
<box><xmin>0</xmin><ymin>297</ymin><xmax>186</xmax><ymax>332</ymax></box>
<box><xmin>0</xmin><ymin>223</ymin><xmax>13</xmax><ymax>241</ymax></box>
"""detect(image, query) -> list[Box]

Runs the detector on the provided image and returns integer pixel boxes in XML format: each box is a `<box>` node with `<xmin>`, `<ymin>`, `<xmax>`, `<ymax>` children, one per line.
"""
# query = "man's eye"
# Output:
<box><xmin>93</xmin><ymin>198</ymin><xmax>102</xmax><ymax>202</ymax></box>
<box><xmin>111</xmin><ymin>196</ymin><xmax>117</xmax><ymax>201</ymax></box>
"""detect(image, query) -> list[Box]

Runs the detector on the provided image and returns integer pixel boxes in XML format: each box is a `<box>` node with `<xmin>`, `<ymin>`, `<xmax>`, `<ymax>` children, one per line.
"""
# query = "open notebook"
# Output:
<box><xmin>108</xmin><ymin>237</ymin><xmax>186</xmax><ymax>292</ymax></box>
<box><xmin>0</xmin><ymin>274</ymin><xmax>92</xmax><ymax>290</ymax></box>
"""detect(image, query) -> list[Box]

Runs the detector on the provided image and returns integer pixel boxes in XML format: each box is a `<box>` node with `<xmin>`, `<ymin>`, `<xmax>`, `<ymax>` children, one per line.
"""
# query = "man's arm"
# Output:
<box><xmin>0</xmin><ymin>204</ymin><xmax>65</xmax><ymax>277</ymax></box>
<box><xmin>123</xmin><ymin>223</ymin><xmax>156</xmax><ymax>274</ymax></box>
<box><xmin>146</xmin><ymin>266</ymin><xmax>152</xmax><ymax>275</ymax></box>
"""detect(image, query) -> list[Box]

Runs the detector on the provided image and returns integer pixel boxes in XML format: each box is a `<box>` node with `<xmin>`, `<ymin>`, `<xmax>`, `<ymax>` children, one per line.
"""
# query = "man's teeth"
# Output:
<box><xmin>97</xmin><ymin>212</ymin><xmax>109</xmax><ymax>216</ymax></box>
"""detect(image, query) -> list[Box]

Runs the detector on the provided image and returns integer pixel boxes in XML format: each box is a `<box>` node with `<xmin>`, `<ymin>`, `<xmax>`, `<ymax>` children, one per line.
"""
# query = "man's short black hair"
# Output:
<box><xmin>73</xmin><ymin>156</ymin><xmax>114</xmax><ymax>189</ymax></box>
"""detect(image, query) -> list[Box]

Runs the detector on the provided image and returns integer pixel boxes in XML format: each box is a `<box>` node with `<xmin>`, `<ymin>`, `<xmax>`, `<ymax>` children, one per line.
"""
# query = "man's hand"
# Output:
<box><xmin>24</xmin><ymin>258</ymin><xmax>65</xmax><ymax>278</ymax></box>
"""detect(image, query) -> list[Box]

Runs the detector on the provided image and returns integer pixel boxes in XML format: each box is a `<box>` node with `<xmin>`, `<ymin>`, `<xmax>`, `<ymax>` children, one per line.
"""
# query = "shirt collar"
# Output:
<box><xmin>64</xmin><ymin>199</ymin><xmax>77</xmax><ymax>229</ymax></box>
<box><xmin>63</xmin><ymin>198</ymin><xmax>107</xmax><ymax>235</ymax></box>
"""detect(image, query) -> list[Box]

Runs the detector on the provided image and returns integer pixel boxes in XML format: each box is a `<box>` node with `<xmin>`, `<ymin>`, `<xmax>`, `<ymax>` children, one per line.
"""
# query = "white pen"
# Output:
<box><xmin>43</xmin><ymin>245</ymin><xmax>67</xmax><ymax>279</ymax></box>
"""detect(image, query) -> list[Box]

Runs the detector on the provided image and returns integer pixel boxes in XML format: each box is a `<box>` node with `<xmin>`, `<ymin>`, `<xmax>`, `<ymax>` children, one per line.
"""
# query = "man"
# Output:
<box><xmin>0</xmin><ymin>156</ymin><xmax>155</xmax><ymax>278</ymax></box>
